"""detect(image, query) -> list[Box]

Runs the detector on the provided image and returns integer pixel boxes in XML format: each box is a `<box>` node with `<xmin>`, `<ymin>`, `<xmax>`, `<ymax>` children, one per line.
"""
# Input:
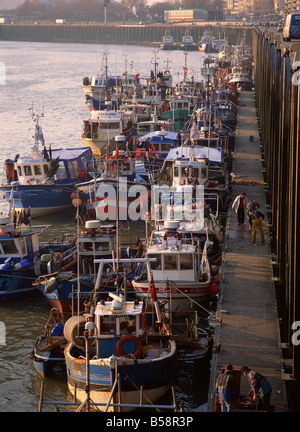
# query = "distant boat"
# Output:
<box><xmin>198</xmin><ymin>28</ymin><xmax>228</xmax><ymax>54</ymax></box>
<box><xmin>159</xmin><ymin>30</ymin><xmax>179</xmax><ymax>50</ymax></box>
<box><xmin>181</xmin><ymin>29</ymin><xmax>198</xmax><ymax>51</ymax></box>
<box><xmin>0</xmin><ymin>112</ymin><xmax>95</xmax><ymax>218</ymax></box>
<box><xmin>198</xmin><ymin>28</ymin><xmax>215</xmax><ymax>53</ymax></box>
<box><xmin>228</xmin><ymin>71</ymin><xmax>253</xmax><ymax>91</ymax></box>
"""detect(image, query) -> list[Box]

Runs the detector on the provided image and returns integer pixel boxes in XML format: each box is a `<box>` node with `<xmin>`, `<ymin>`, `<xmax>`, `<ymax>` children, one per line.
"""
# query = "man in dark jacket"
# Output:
<box><xmin>240</xmin><ymin>366</ymin><xmax>272</xmax><ymax>411</ymax></box>
<box><xmin>215</xmin><ymin>364</ymin><xmax>238</xmax><ymax>412</ymax></box>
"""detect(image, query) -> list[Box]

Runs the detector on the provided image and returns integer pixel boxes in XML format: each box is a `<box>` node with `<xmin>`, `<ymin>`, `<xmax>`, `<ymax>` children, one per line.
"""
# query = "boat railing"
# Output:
<box><xmin>37</xmin><ymin>379</ymin><xmax>179</xmax><ymax>412</ymax></box>
<box><xmin>16</xmin><ymin>224</ymin><xmax>52</xmax><ymax>235</ymax></box>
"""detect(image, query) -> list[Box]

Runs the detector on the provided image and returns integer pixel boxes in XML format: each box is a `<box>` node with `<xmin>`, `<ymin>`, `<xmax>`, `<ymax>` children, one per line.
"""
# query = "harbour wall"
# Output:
<box><xmin>252</xmin><ymin>28</ymin><xmax>300</xmax><ymax>409</ymax></box>
<box><xmin>0</xmin><ymin>23</ymin><xmax>251</xmax><ymax>46</ymax></box>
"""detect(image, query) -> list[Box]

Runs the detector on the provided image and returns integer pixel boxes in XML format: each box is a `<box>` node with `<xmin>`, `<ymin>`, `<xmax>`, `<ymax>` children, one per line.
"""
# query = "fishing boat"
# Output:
<box><xmin>76</xmin><ymin>135</ymin><xmax>151</xmax><ymax>220</ymax></box>
<box><xmin>198</xmin><ymin>28</ymin><xmax>215</xmax><ymax>53</ymax></box>
<box><xmin>136</xmin><ymin>130</ymin><xmax>181</xmax><ymax>174</ymax></box>
<box><xmin>63</xmin><ymin>257</ymin><xmax>176</xmax><ymax>412</ymax></box>
<box><xmin>33</xmin><ymin>219</ymin><xmax>117</xmax><ymax>317</ymax></box>
<box><xmin>83</xmin><ymin>75</ymin><xmax>121</xmax><ymax>111</ymax></box>
<box><xmin>213</xmin><ymin>37</ymin><xmax>228</xmax><ymax>53</ymax></box>
<box><xmin>0</xmin><ymin>112</ymin><xmax>95</xmax><ymax>218</ymax></box>
<box><xmin>164</xmin><ymin>144</ymin><xmax>231</xmax><ymax>213</ymax></box>
<box><xmin>159</xmin><ymin>96</ymin><xmax>192</xmax><ymax>130</ymax></box>
<box><xmin>180</xmin><ymin>29</ymin><xmax>198</xmax><ymax>51</ymax></box>
<box><xmin>135</xmin><ymin>114</ymin><xmax>174</xmax><ymax>137</ymax></box>
<box><xmin>152</xmin><ymin>152</ymin><xmax>224</xmax><ymax>258</ymax></box>
<box><xmin>159</xmin><ymin>30</ymin><xmax>179</xmax><ymax>50</ymax></box>
<box><xmin>81</xmin><ymin>105</ymin><xmax>135</xmax><ymax>158</ymax></box>
<box><xmin>82</xmin><ymin>52</ymin><xmax>123</xmax><ymax>111</ymax></box>
<box><xmin>228</xmin><ymin>71</ymin><xmax>253</xmax><ymax>91</ymax></box>
<box><xmin>0</xmin><ymin>197</ymin><xmax>73</xmax><ymax>301</ymax></box>
<box><xmin>132</xmin><ymin>225</ymin><xmax>212</xmax><ymax>313</ymax></box>
<box><xmin>31</xmin><ymin>308</ymin><xmax>66</xmax><ymax>378</ymax></box>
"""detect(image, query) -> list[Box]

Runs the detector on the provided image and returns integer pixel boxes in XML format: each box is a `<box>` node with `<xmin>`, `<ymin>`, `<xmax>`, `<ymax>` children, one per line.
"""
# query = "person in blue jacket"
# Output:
<box><xmin>240</xmin><ymin>366</ymin><xmax>272</xmax><ymax>411</ymax></box>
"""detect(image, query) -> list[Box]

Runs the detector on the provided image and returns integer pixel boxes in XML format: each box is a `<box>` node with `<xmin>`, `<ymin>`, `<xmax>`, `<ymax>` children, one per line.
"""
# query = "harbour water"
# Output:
<box><xmin>0</xmin><ymin>41</ymin><xmax>214</xmax><ymax>412</ymax></box>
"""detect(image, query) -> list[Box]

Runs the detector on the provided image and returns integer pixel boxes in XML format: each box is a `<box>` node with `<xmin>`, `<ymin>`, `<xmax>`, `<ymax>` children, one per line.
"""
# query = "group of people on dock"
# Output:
<box><xmin>231</xmin><ymin>192</ymin><xmax>265</xmax><ymax>243</ymax></box>
<box><xmin>215</xmin><ymin>364</ymin><xmax>272</xmax><ymax>412</ymax></box>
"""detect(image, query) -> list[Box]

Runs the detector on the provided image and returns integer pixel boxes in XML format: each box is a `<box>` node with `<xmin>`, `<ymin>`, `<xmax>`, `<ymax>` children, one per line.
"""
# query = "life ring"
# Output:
<box><xmin>164</xmin><ymin>70</ymin><xmax>170</xmax><ymax>76</ymax></box>
<box><xmin>116</xmin><ymin>334</ymin><xmax>142</xmax><ymax>358</ymax></box>
<box><xmin>163</xmin><ymin>231</ymin><xmax>181</xmax><ymax>241</ymax></box>
<box><xmin>150</xmin><ymin>76</ymin><xmax>156</xmax><ymax>83</ymax></box>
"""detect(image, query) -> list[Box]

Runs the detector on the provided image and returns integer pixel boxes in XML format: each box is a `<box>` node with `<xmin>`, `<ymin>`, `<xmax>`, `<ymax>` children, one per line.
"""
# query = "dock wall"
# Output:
<box><xmin>0</xmin><ymin>23</ymin><xmax>251</xmax><ymax>46</ymax></box>
<box><xmin>250</xmin><ymin>29</ymin><xmax>300</xmax><ymax>409</ymax></box>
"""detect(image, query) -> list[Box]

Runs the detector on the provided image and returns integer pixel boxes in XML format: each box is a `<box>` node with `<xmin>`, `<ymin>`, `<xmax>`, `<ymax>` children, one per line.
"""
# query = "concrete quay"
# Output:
<box><xmin>207</xmin><ymin>91</ymin><xmax>288</xmax><ymax>412</ymax></box>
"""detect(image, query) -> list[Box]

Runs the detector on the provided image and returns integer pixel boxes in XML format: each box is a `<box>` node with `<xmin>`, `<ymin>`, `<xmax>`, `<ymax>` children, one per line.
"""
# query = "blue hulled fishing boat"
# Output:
<box><xmin>63</xmin><ymin>265</ymin><xmax>176</xmax><ymax>412</ymax></box>
<box><xmin>0</xmin><ymin>112</ymin><xmax>95</xmax><ymax>218</ymax></box>
<box><xmin>0</xmin><ymin>199</ymin><xmax>71</xmax><ymax>301</ymax></box>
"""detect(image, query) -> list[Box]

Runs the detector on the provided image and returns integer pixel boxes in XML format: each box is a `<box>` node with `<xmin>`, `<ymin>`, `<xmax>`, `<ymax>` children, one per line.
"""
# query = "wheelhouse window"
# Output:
<box><xmin>164</xmin><ymin>255</ymin><xmax>178</xmax><ymax>270</ymax></box>
<box><xmin>55</xmin><ymin>162</ymin><xmax>67</xmax><ymax>180</ymax></box>
<box><xmin>24</xmin><ymin>165</ymin><xmax>32</xmax><ymax>176</ymax></box>
<box><xmin>43</xmin><ymin>165</ymin><xmax>49</xmax><ymax>174</ymax></box>
<box><xmin>201</xmin><ymin>168</ymin><xmax>207</xmax><ymax>178</ymax></box>
<box><xmin>148</xmin><ymin>254</ymin><xmax>161</xmax><ymax>270</ymax></box>
<box><xmin>67</xmin><ymin>161</ymin><xmax>78</xmax><ymax>180</ymax></box>
<box><xmin>191</xmin><ymin>168</ymin><xmax>199</xmax><ymax>178</ymax></box>
<box><xmin>0</xmin><ymin>240</ymin><xmax>19</xmax><ymax>254</ymax></box>
<box><xmin>99</xmin><ymin>122</ymin><xmax>119</xmax><ymax>130</ymax></box>
<box><xmin>80</xmin><ymin>241</ymin><xmax>93</xmax><ymax>252</ymax></box>
<box><xmin>180</xmin><ymin>254</ymin><xmax>193</xmax><ymax>270</ymax></box>
<box><xmin>174</xmin><ymin>167</ymin><xmax>179</xmax><ymax>177</ymax></box>
<box><xmin>95</xmin><ymin>241</ymin><xmax>110</xmax><ymax>252</ymax></box>
<box><xmin>120</xmin><ymin>316</ymin><xmax>136</xmax><ymax>334</ymax></box>
<box><xmin>18</xmin><ymin>238</ymin><xmax>26</xmax><ymax>255</ymax></box>
<box><xmin>100</xmin><ymin>316</ymin><xmax>115</xmax><ymax>334</ymax></box>
<box><xmin>34</xmin><ymin>165</ymin><xmax>42</xmax><ymax>175</ymax></box>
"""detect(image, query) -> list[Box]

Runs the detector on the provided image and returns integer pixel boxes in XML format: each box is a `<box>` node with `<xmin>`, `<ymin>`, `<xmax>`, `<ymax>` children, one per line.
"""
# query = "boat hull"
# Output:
<box><xmin>0</xmin><ymin>184</ymin><xmax>76</xmax><ymax>218</ymax></box>
<box><xmin>81</xmin><ymin>135</ymin><xmax>118</xmax><ymax>158</ymax></box>
<box><xmin>64</xmin><ymin>340</ymin><xmax>176</xmax><ymax>412</ymax></box>
<box><xmin>0</xmin><ymin>268</ymin><xmax>37</xmax><ymax>301</ymax></box>
<box><xmin>36</xmin><ymin>279</ymin><xmax>113</xmax><ymax>317</ymax></box>
<box><xmin>132</xmin><ymin>280</ymin><xmax>210</xmax><ymax>312</ymax></box>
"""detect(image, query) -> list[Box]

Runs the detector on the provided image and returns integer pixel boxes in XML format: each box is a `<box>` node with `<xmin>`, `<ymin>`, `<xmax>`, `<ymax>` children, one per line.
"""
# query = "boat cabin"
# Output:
<box><xmin>172</xmin><ymin>158</ymin><xmax>208</xmax><ymax>189</ymax></box>
<box><xmin>123</xmin><ymin>101</ymin><xmax>152</xmax><ymax>122</ymax></box>
<box><xmin>95</xmin><ymin>294</ymin><xmax>142</xmax><ymax>338</ymax></box>
<box><xmin>94</xmin><ymin>294</ymin><xmax>144</xmax><ymax>358</ymax></box>
<box><xmin>0</xmin><ymin>216</ymin><xmax>39</xmax><ymax>266</ymax></box>
<box><xmin>146</xmin><ymin>237</ymin><xmax>197</xmax><ymax>283</ymax></box>
<box><xmin>182</xmin><ymin>29</ymin><xmax>195</xmax><ymax>45</ymax></box>
<box><xmin>142</xmin><ymin>86</ymin><xmax>162</xmax><ymax>105</ymax></box>
<box><xmin>5</xmin><ymin>146</ymin><xmax>93</xmax><ymax>186</ymax></box>
<box><xmin>136</xmin><ymin>116</ymin><xmax>174</xmax><ymax>137</ymax></box>
<box><xmin>138</xmin><ymin>130</ymin><xmax>179</xmax><ymax>157</ymax></box>
<box><xmin>78</xmin><ymin>220</ymin><xmax>115</xmax><ymax>274</ymax></box>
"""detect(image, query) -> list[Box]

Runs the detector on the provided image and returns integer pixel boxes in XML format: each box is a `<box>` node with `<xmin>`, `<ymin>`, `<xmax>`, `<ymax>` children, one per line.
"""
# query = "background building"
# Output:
<box><xmin>164</xmin><ymin>9</ymin><xmax>208</xmax><ymax>23</ymax></box>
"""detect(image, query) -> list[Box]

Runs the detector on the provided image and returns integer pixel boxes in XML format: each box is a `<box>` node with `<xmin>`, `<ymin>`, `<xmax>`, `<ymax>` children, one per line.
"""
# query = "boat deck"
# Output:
<box><xmin>207</xmin><ymin>91</ymin><xmax>288</xmax><ymax>412</ymax></box>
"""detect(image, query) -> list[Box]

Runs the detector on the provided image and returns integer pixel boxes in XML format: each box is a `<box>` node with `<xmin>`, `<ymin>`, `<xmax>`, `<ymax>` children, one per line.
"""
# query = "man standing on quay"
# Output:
<box><xmin>231</xmin><ymin>192</ymin><xmax>249</xmax><ymax>226</ymax></box>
